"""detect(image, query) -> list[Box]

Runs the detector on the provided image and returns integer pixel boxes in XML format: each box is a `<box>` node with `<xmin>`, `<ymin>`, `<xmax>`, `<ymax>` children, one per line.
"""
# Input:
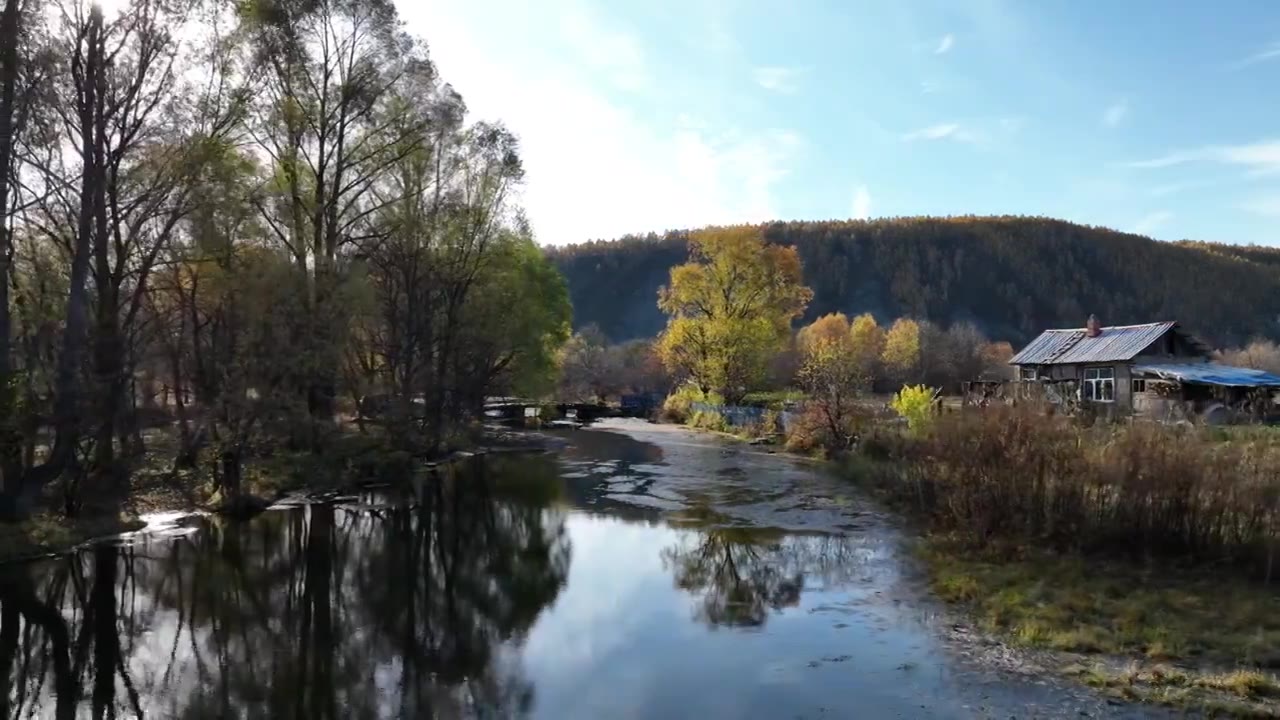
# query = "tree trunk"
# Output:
<box><xmin>0</xmin><ymin>0</ymin><xmax>22</xmax><ymax>498</ymax></box>
<box><xmin>15</xmin><ymin>8</ymin><xmax>102</xmax><ymax>501</ymax></box>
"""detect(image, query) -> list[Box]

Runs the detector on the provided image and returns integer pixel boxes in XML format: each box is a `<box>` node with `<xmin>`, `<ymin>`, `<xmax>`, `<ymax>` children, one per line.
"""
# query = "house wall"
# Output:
<box><xmin>1018</xmin><ymin>362</ymin><xmax>1134</xmax><ymax>412</ymax></box>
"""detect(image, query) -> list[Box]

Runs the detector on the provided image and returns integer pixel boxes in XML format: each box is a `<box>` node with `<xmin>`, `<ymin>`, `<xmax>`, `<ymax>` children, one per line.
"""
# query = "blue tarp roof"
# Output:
<box><xmin>1132</xmin><ymin>363</ymin><xmax>1280</xmax><ymax>388</ymax></box>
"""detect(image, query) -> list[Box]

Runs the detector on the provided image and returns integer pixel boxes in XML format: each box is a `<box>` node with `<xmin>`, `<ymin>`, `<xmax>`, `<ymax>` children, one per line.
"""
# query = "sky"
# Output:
<box><xmin>398</xmin><ymin>0</ymin><xmax>1280</xmax><ymax>247</ymax></box>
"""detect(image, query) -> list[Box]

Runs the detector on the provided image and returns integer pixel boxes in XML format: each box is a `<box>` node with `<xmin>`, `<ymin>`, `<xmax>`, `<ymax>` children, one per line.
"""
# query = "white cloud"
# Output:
<box><xmin>754</xmin><ymin>66</ymin><xmax>800</xmax><ymax>94</ymax></box>
<box><xmin>560</xmin><ymin>10</ymin><xmax>650</xmax><ymax>91</ymax></box>
<box><xmin>1131</xmin><ymin>210</ymin><xmax>1173</xmax><ymax>236</ymax></box>
<box><xmin>404</xmin><ymin>2</ymin><xmax>803</xmax><ymax>245</ymax></box>
<box><xmin>1103</xmin><ymin>99</ymin><xmax>1128</xmax><ymax>127</ymax></box>
<box><xmin>902</xmin><ymin>123</ymin><xmax>980</xmax><ymax>144</ymax></box>
<box><xmin>1127</xmin><ymin>140</ymin><xmax>1280</xmax><ymax>175</ymax></box>
<box><xmin>1234</xmin><ymin>41</ymin><xmax>1280</xmax><ymax>69</ymax></box>
<box><xmin>935</xmin><ymin>34</ymin><xmax>954</xmax><ymax>54</ymax></box>
<box><xmin>851</xmin><ymin>185</ymin><xmax>872</xmax><ymax>220</ymax></box>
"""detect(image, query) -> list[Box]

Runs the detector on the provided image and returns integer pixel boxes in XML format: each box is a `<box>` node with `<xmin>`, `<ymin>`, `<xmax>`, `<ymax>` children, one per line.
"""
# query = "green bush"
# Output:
<box><xmin>890</xmin><ymin>384</ymin><xmax>938</xmax><ymax>436</ymax></box>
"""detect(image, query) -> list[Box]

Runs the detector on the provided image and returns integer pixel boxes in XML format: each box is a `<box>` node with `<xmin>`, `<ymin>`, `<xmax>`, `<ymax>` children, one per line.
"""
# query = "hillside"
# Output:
<box><xmin>546</xmin><ymin>216</ymin><xmax>1280</xmax><ymax>349</ymax></box>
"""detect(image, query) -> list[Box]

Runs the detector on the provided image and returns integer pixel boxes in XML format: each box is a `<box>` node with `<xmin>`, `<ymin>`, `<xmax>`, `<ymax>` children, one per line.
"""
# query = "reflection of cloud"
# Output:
<box><xmin>935</xmin><ymin>33</ymin><xmax>954</xmax><ymax>54</ymax></box>
<box><xmin>523</xmin><ymin>517</ymin><xmax>682</xmax><ymax>671</ymax></box>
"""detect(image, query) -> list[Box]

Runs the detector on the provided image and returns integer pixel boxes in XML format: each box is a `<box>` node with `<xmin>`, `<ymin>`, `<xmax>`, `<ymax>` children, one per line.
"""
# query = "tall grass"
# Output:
<box><xmin>877</xmin><ymin>405</ymin><xmax>1280</xmax><ymax>579</ymax></box>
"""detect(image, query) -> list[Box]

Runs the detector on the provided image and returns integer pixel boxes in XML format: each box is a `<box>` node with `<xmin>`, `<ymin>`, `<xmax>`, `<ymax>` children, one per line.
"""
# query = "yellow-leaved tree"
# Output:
<box><xmin>796</xmin><ymin>313</ymin><xmax>865</xmax><ymax>449</ymax></box>
<box><xmin>657</xmin><ymin>227</ymin><xmax>812</xmax><ymax>403</ymax></box>
<box><xmin>881</xmin><ymin>318</ymin><xmax>921</xmax><ymax>386</ymax></box>
<box><xmin>848</xmin><ymin>312</ymin><xmax>885</xmax><ymax>385</ymax></box>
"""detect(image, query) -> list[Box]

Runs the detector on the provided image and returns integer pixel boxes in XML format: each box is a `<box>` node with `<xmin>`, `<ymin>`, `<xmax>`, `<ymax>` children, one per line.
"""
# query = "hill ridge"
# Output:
<box><xmin>546</xmin><ymin>216</ymin><xmax>1280</xmax><ymax>348</ymax></box>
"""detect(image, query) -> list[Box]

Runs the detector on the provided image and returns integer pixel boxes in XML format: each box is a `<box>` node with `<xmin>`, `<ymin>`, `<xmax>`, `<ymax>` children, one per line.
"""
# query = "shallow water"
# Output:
<box><xmin>0</xmin><ymin>420</ymin><xmax>1159</xmax><ymax>719</ymax></box>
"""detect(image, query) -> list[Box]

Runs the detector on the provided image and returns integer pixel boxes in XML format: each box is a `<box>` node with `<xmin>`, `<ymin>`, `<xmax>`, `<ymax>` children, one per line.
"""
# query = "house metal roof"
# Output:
<box><xmin>1133</xmin><ymin>363</ymin><xmax>1280</xmax><ymax>388</ymax></box>
<box><xmin>1010</xmin><ymin>322</ymin><xmax>1185</xmax><ymax>365</ymax></box>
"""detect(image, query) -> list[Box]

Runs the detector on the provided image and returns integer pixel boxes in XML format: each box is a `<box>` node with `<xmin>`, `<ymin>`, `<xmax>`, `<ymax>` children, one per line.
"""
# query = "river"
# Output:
<box><xmin>0</xmin><ymin>419</ymin><xmax>1162</xmax><ymax>719</ymax></box>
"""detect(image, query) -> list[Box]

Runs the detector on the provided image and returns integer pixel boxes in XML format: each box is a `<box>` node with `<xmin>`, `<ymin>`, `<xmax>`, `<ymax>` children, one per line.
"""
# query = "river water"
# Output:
<box><xmin>0</xmin><ymin>419</ymin><xmax>1160</xmax><ymax>719</ymax></box>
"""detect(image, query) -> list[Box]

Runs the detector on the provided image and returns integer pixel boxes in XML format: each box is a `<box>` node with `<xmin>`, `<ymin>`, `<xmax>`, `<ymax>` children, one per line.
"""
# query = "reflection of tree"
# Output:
<box><xmin>662</xmin><ymin>527</ymin><xmax>861</xmax><ymax>628</ymax></box>
<box><xmin>0</xmin><ymin>469</ymin><xmax>570</xmax><ymax>719</ymax></box>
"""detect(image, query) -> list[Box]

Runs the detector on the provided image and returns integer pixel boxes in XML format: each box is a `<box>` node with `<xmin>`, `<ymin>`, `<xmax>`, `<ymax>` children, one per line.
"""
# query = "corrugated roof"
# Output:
<box><xmin>1009</xmin><ymin>322</ymin><xmax>1180</xmax><ymax>365</ymax></box>
<box><xmin>1133</xmin><ymin>363</ymin><xmax>1280</xmax><ymax>388</ymax></box>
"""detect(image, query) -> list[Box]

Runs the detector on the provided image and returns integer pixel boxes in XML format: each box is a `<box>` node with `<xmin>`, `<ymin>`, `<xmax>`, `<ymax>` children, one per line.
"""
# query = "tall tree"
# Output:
<box><xmin>656</xmin><ymin>227</ymin><xmax>811</xmax><ymax>403</ymax></box>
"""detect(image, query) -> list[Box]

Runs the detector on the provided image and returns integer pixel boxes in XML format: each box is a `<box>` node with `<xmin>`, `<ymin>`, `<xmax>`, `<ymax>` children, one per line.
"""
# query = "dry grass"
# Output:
<box><xmin>880</xmin><ymin>405</ymin><xmax>1280</xmax><ymax>579</ymax></box>
<box><xmin>921</xmin><ymin>539</ymin><xmax>1280</xmax><ymax>666</ymax></box>
<box><xmin>1066</xmin><ymin>662</ymin><xmax>1280</xmax><ymax>717</ymax></box>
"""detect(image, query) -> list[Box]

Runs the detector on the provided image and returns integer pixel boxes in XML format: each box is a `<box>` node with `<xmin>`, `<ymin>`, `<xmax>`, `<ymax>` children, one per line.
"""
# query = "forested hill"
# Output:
<box><xmin>546</xmin><ymin>217</ymin><xmax>1280</xmax><ymax>348</ymax></box>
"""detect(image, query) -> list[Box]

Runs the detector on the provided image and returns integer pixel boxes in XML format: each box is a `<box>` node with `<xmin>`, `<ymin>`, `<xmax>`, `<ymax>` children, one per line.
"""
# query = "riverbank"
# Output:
<box><xmin>831</xmin><ymin>409</ymin><xmax>1280</xmax><ymax>718</ymax></box>
<box><xmin>0</xmin><ymin>424</ymin><xmax>557</xmax><ymax>564</ymax></box>
<box><xmin>664</xmin><ymin>407</ymin><xmax>1280</xmax><ymax>716</ymax></box>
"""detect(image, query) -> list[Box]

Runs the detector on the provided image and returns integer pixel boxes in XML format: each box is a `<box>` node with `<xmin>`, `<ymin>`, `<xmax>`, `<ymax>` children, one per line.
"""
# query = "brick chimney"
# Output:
<box><xmin>1085</xmin><ymin>314</ymin><xmax>1102</xmax><ymax>338</ymax></box>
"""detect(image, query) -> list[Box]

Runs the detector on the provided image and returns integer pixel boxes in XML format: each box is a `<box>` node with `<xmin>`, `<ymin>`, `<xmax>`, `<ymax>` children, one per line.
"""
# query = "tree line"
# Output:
<box><xmin>547</xmin><ymin>217</ymin><xmax>1280</xmax><ymax>349</ymax></box>
<box><xmin>558</xmin><ymin>227</ymin><xmax>1014</xmax><ymax>413</ymax></box>
<box><xmin>0</xmin><ymin>0</ymin><xmax>570</xmax><ymax>516</ymax></box>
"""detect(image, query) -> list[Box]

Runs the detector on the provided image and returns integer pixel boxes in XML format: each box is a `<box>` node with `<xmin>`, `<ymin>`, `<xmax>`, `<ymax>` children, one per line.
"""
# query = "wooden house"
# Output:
<box><xmin>1009</xmin><ymin>316</ymin><xmax>1280</xmax><ymax>419</ymax></box>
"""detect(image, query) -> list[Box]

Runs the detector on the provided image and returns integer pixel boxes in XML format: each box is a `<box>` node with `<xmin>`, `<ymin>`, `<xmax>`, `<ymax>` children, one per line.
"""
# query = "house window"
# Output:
<box><xmin>1083</xmin><ymin>367</ymin><xmax>1115</xmax><ymax>402</ymax></box>
<box><xmin>1132</xmin><ymin>378</ymin><xmax>1146</xmax><ymax>394</ymax></box>
<box><xmin>1021</xmin><ymin>367</ymin><xmax>1038</xmax><ymax>381</ymax></box>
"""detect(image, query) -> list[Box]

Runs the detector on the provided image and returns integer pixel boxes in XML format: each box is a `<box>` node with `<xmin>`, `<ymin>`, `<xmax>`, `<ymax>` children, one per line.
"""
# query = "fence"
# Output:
<box><xmin>688</xmin><ymin>401</ymin><xmax>799</xmax><ymax>432</ymax></box>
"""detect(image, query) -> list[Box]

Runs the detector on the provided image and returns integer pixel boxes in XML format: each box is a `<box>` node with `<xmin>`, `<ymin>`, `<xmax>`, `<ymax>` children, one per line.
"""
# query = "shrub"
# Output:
<box><xmin>876</xmin><ymin>405</ymin><xmax>1280</xmax><ymax>578</ymax></box>
<box><xmin>689</xmin><ymin>409</ymin><xmax>728</xmax><ymax>433</ymax></box>
<box><xmin>890</xmin><ymin>384</ymin><xmax>938</xmax><ymax>435</ymax></box>
<box><xmin>661</xmin><ymin>384</ymin><xmax>722</xmax><ymax>424</ymax></box>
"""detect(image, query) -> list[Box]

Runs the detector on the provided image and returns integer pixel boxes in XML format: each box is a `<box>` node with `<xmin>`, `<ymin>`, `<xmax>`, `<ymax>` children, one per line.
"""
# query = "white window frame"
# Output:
<box><xmin>1021</xmin><ymin>367</ymin><xmax>1038</xmax><ymax>381</ymax></box>
<box><xmin>1083</xmin><ymin>367</ymin><xmax>1115</xmax><ymax>403</ymax></box>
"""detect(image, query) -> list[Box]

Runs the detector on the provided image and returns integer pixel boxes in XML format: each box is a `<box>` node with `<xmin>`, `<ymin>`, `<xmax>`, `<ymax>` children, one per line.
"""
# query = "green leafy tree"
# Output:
<box><xmin>656</xmin><ymin>227</ymin><xmax>812</xmax><ymax>403</ymax></box>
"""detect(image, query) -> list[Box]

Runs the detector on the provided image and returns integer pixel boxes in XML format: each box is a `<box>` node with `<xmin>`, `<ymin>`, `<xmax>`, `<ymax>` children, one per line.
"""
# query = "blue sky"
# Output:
<box><xmin>403</xmin><ymin>0</ymin><xmax>1280</xmax><ymax>246</ymax></box>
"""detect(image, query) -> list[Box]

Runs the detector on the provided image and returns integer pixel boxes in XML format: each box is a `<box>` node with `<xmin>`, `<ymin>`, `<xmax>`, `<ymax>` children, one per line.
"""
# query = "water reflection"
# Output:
<box><xmin>662</xmin><ymin>524</ymin><xmax>872</xmax><ymax>628</ymax></box>
<box><xmin>0</xmin><ymin>434</ymin><xmax>1051</xmax><ymax>720</ymax></box>
<box><xmin>0</xmin><ymin>473</ymin><xmax>569</xmax><ymax>719</ymax></box>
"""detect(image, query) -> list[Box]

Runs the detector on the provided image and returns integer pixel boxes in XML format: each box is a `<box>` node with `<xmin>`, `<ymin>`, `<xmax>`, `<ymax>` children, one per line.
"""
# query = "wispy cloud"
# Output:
<box><xmin>999</xmin><ymin>116</ymin><xmax>1026</xmax><ymax>133</ymax></box>
<box><xmin>1240</xmin><ymin>194</ymin><xmax>1280</xmax><ymax>218</ymax></box>
<box><xmin>1233</xmin><ymin>41</ymin><xmax>1280</xmax><ymax>69</ymax></box>
<box><xmin>935</xmin><ymin>34</ymin><xmax>954</xmax><ymax>54</ymax></box>
<box><xmin>1103</xmin><ymin>99</ymin><xmax>1128</xmax><ymax>127</ymax></box>
<box><xmin>902</xmin><ymin>123</ymin><xmax>979</xmax><ymax>144</ymax></box>
<box><xmin>1127</xmin><ymin>140</ymin><xmax>1280</xmax><ymax>175</ymax></box>
<box><xmin>851</xmin><ymin>185</ymin><xmax>872</xmax><ymax>220</ymax></box>
<box><xmin>920</xmin><ymin>80</ymin><xmax>938</xmax><ymax>94</ymax></box>
<box><xmin>754</xmin><ymin>66</ymin><xmax>800</xmax><ymax>93</ymax></box>
<box><xmin>561</xmin><ymin>10</ymin><xmax>650</xmax><ymax>91</ymax></box>
<box><xmin>1131</xmin><ymin>210</ymin><xmax>1173</xmax><ymax>236</ymax></box>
